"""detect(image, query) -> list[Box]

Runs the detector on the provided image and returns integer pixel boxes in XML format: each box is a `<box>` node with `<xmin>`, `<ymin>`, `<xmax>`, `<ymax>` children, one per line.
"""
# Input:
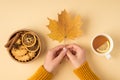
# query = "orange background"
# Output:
<box><xmin>0</xmin><ymin>0</ymin><xmax>120</xmax><ymax>80</ymax></box>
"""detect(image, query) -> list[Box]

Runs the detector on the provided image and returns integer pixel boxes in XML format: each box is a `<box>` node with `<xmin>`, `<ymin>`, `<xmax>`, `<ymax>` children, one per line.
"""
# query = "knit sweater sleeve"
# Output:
<box><xmin>74</xmin><ymin>62</ymin><xmax>99</xmax><ymax>80</ymax></box>
<box><xmin>28</xmin><ymin>65</ymin><xmax>53</xmax><ymax>80</ymax></box>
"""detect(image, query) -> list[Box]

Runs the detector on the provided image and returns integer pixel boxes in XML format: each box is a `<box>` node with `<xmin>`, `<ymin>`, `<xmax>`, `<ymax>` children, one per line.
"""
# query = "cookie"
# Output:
<box><xmin>11</xmin><ymin>45</ymin><xmax>27</xmax><ymax>57</ymax></box>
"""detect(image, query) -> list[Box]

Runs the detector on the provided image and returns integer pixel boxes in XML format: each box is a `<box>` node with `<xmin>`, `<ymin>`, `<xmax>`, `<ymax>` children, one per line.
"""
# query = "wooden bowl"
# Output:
<box><xmin>5</xmin><ymin>29</ymin><xmax>41</xmax><ymax>63</ymax></box>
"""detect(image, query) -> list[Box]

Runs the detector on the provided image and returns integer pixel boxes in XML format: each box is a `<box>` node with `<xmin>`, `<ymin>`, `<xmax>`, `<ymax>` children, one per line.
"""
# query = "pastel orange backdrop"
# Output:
<box><xmin>0</xmin><ymin>0</ymin><xmax>120</xmax><ymax>80</ymax></box>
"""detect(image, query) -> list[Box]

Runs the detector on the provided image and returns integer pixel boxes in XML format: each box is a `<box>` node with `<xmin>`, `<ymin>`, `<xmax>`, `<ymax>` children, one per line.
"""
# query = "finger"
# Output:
<box><xmin>66</xmin><ymin>50</ymin><xmax>75</xmax><ymax>61</ymax></box>
<box><xmin>47</xmin><ymin>45</ymin><xmax>65</xmax><ymax>60</ymax></box>
<box><xmin>54</xmin><ymin>48</ymin><xmax>67</xmax><ymax>63</ymax></box>
<box><xmin>66</xmin><ymin>44</ymin><xmax>80</xmax><ymax>49</ymax></box>
<box><xmin>66</xmin><ymin>44</ymin><xmax>82</xmax><ymax>52</ymax></box>
<box><xmin>50</xmin><ymin>45</ymin><xmax>65</xmax><ymax>54</ymax></box>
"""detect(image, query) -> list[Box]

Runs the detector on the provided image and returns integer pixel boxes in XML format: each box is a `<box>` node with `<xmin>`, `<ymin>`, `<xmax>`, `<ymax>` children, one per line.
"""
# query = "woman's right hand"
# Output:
<box><xmin>66</xmin><ymin>44</ymin><xmax>86</xmax><ymax>68</ymax></box>
<box><xmin>43</xmin><ymin>45</ymin><xmax>67</xmax><ymax>73</ymax></box>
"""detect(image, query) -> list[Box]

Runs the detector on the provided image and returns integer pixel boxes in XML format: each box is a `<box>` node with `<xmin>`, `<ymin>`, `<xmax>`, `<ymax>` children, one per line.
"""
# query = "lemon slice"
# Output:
<box><xmin>96</xmin><ymin>41</ymin><xmax>110</xmax><ymax>53</ymax></box>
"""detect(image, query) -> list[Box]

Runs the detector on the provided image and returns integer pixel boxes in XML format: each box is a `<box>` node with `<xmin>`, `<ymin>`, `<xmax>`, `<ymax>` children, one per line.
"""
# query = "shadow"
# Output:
<box><xmin>110</xmin><ymin>34</ymin><xmax>120</xmax><ymax>58</ymax></box>
<box><xmin>35</xmin><ymin>29</ymin><xmax>48</xmax><ymax>57</ymax></box>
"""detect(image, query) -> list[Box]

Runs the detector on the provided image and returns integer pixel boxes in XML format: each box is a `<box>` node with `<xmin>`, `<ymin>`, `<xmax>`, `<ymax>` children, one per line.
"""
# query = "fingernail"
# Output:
<box><xmin>63</xmin><ymin>47</ymin><xmax>66</xmax><ymax>50</ymax></box>
<box><xmin>63</xmin><ymin>47</ymin><xmax>67</xmax><ymax>51</ymax></box>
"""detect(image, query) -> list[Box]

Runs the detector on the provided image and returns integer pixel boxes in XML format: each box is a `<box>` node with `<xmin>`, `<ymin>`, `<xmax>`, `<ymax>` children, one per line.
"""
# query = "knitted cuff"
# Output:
<box><xmin>74</xmin><ymin>62</ymin><xmax>99</xmax><ymax>80</ymax></box>
<box><xmin>28</xmin><ymin>65</ymin><xmax>53</xmax><ymax>80</ymax></box>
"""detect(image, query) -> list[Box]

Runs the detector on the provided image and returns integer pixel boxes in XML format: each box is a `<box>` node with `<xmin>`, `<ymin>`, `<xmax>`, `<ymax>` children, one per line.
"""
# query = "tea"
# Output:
<box><xmin>93</xmin><ymin>35</ymin><xmax>110</xmax><ymax>53</ymax></box>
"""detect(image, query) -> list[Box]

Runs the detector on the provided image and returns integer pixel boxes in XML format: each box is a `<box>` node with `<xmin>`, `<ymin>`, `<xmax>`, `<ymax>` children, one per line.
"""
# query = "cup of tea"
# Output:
<box><xmin>91</xmin><ymin>33</ymin><xmax>114</xmax><ymax>60</ymax></box>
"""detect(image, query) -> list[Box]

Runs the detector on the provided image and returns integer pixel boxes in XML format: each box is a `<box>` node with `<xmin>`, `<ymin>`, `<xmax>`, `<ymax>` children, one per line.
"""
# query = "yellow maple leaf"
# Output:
<box><xmin>47</xmin><ymin>10</ymin><xmax>83</xmax><ymax>42</ymax></box>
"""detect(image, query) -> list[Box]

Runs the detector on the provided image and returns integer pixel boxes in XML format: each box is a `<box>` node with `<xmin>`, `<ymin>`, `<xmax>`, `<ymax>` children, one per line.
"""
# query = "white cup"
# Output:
<box><xmin>91</xmin><ymin>33</ymin><xmax>114</xmax><ymax>60</ymax></box>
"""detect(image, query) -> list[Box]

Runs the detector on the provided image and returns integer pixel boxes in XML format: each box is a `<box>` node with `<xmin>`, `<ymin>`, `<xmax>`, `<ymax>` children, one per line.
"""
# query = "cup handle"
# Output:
<box><xmin>105</xmin><ymin>54</ymin><xmax>111</xmax><ymax>60</ymax></box>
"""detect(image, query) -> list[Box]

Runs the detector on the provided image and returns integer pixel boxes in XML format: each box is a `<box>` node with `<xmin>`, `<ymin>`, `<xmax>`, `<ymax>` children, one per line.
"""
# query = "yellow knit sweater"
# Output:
<box><xmin>28</xmin><ymin>62</ymin><xmax>99</xmax><ymax>80</ymax></box>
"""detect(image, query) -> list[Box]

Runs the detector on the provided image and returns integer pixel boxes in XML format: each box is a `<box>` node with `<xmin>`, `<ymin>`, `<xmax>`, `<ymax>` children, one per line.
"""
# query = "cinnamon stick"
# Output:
<box><xmin>8</xmin><ymin>33</ymin><xmax>21</xmax><ymax>51</ymax></box>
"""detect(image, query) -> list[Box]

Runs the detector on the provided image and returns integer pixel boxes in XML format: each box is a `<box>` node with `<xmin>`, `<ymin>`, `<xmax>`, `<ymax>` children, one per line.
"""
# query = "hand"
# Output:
<box><xmin>44</xmin><ymin>45</ymin><xmax>67</xmax><ymax>73</ymax></box>
<box><xmin>66</xmin><ymin>44</ymin><xmax>86</xmax><ymax>68</ymax></box>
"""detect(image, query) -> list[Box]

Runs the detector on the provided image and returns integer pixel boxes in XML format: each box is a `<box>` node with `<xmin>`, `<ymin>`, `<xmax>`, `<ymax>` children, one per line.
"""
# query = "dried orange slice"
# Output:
<box><xmin>25</xmin><ymin>40</ymin><xmax>39</xmax><ymax>52</ymax></box>
<box><xmin>22</xmin><ymin>32</ymin><xmax>36</xmax><ymax>47</ymax></box>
